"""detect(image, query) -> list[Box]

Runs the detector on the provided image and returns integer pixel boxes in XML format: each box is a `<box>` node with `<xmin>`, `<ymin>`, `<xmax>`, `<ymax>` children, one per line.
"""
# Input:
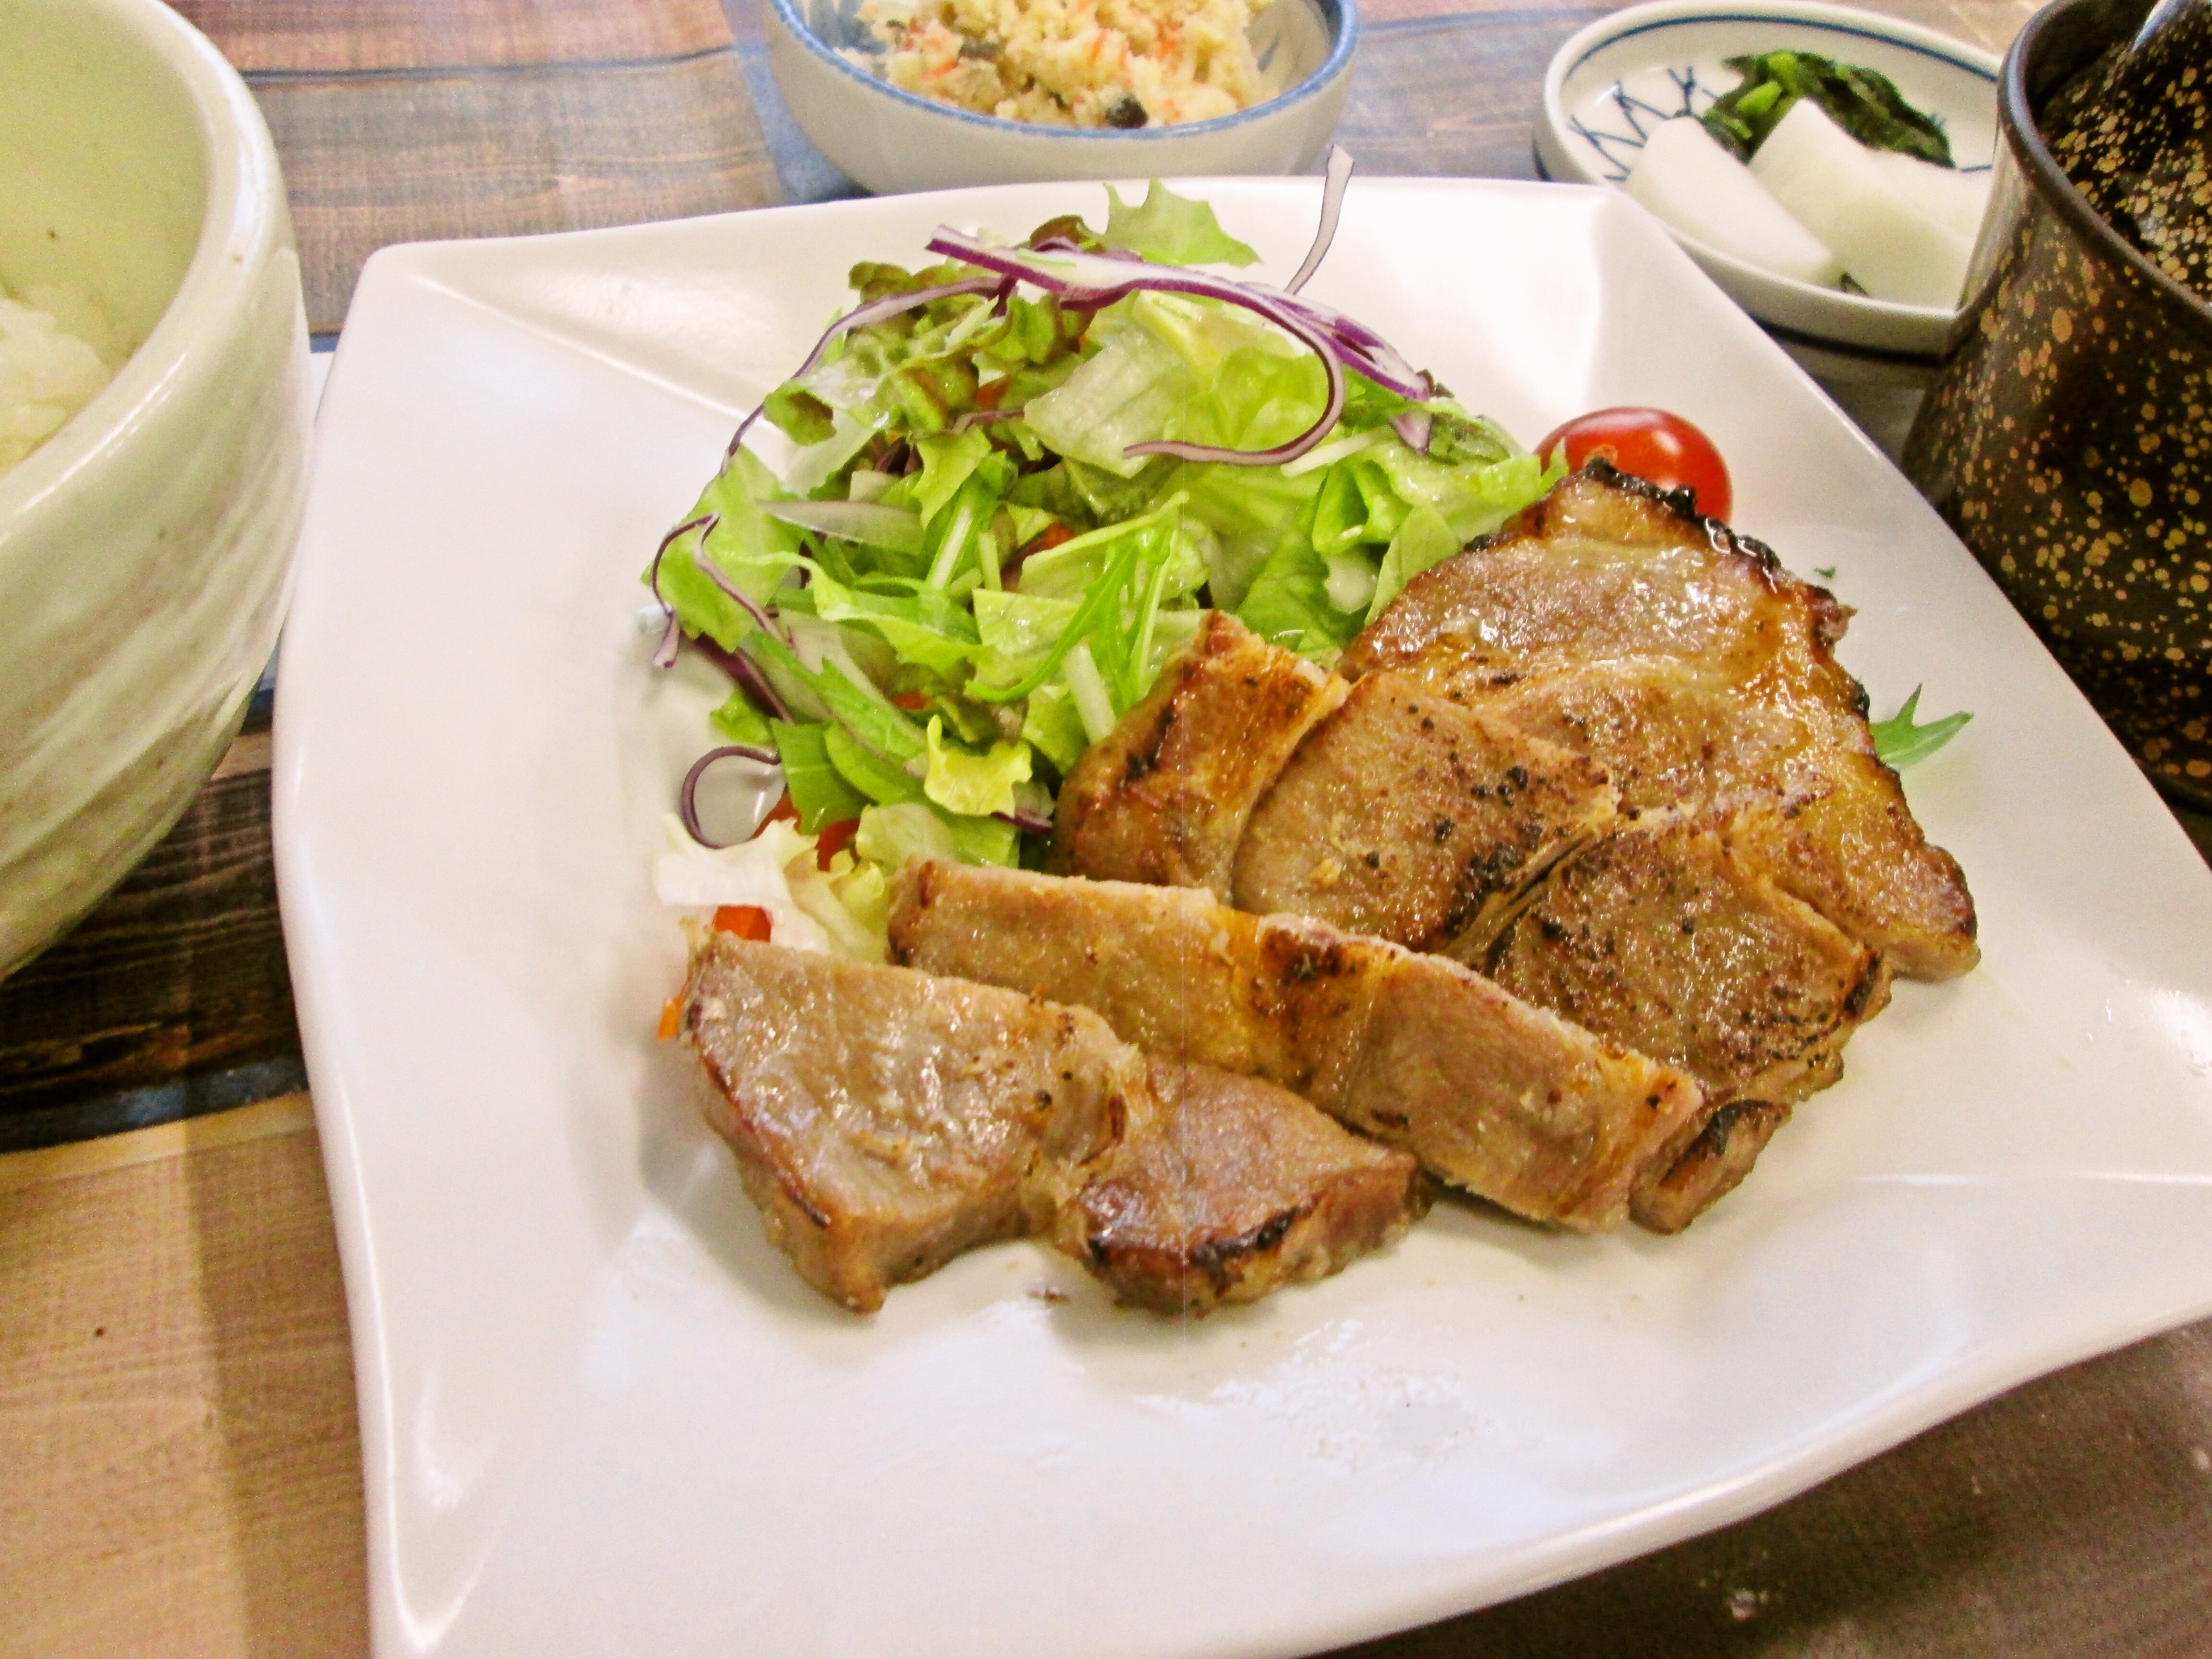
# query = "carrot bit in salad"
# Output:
<box><xmin>713</xmin><ymin>904</ymin><xmax>773</xmax><ymax>941</ymax></box>
<box><xmin>657</xmin><ymin>995</ymin><xmax>684</xmax><ymax>1041</ymax></box>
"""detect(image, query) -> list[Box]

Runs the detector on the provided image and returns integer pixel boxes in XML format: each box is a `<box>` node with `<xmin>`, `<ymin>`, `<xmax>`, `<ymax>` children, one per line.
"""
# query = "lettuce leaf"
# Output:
<box><xmin>806</xmin><ymin>569</ymin><xmax>980</xmax><ymax>680</ymax></box>
<box><xmin>1102</xmin><ymin>180</ymin><xmax>1260</xmax><ymax>267</ymax></box>
<box><xmin>923</xmin><ymin>716</ymin><xmax>1033</xmax><ymax>817</ymax></box>
<box><xmin>1367</xmin><ymin>504</ymin><xmax>1461</xmax><ymax>623</ymax></box>
<box><xmin>769</xmin><ymin>721</ymin><xmax>869</xmax><ymax>831</ymax></box>
<box><xmin>1022</xmin><ymin>293</ymin><xmax>1311</xmax><ymax>478</ymax></box>
<box><xmin>652</xmin><ymin>449</ymin><xmax>807</xmax><ymax>652</ymax></box>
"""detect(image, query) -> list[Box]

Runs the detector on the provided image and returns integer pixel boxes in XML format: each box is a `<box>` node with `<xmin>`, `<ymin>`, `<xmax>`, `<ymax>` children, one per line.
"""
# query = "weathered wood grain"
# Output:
<box><xmin>168</xmin><ymin>0</ymin><xmax>735</xmax><ymax>72</ymax></box>
<box><xmin>1339</xmin><ymin>10</ymin><xmax>1607</xmax><ymax>179</ymax></box>
<box><xmin>256</xmin><ymin>55</ymin><xmax>781</xmax><ymax>332</ymax></box>
<box><xmin>0</xmin><ymin>1100</ymin><xmax>366</xmax><ymax>1659</ymax></box>
<box><xmin>0</xmin><ymin>697</ymin><xmax>299</xmax><ymax>1154</ymax></box>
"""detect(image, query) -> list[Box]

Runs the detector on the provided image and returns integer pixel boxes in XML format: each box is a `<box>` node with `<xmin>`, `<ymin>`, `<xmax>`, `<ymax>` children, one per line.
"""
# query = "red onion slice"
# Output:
<box><xmin>924</xmin><ymin>193</ymin><xmax>1441</xmax><ymax>465</ymax></box>
<box><xmin>1389</xmin><ymin>409</ymin><xmax>1434</xmax><ymax>455</ymax></box>
<box><xmin>680</xmin><ymin>745</ymin><xmax>782</xmax><ymax>848</ymax></box>
<box><xmin>1285</xmin><ymin>145</ymin><xmax>1355</xmax><ymax>295</ymax></box>
<box><xmin>925</xmin><ymin>229</ymin><xmax>1353</xmax><ymax>466</ymax></box>
<box><xmin>690</xmin><ymin>537</ymin><xmax>788</xmax><ymax>643</ymax></box>
<box><xmin>647</xmin><ymin>511</ymin><xmax>717</xmax><ymax>667</ymax></box>
<box><xmin>691</xmin><ymin>634</ymin><xmax>794</xmax><ymax>724</ymax></box>
<box><xmin>652</xmin><ymin>611</ymin><xmax>683</xmax><ymax>671</ymax></box>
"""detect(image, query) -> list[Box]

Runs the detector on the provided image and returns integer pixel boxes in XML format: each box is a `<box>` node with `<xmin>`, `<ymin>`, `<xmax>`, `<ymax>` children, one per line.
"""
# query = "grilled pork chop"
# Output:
<box><xmin>678</xmin><ymin>935</ymin><xmax>1422</xmax><ymax>1312</ymax></box>
<box><xmin>1233</xmin><ymin>670</ymin><xmax>1616</xmax><ymax>962</ymax></box>
<box><xmin>1051</xmin><ymin>610</ymin><xmax>1347</xmax><ymax>898</ymax></box>
<box><xmin>888</xmin><ymin>861</ymin><xmax>1704</xmax><ymax>1232</ymax></box>
<box><xmin>1343</xmin><ymin>464</ymin><xmax>1978</xmax><ymax>981</ymax></box>
<box><xmin>1464</xmin><ymin>655</ymin><xmax>1977</xmax><ymax>981</ymax></box>
<box><xmin>1482</xmin><ymin>811</ymin><xmax>1890</xmax><ymax>1231</ymax></box>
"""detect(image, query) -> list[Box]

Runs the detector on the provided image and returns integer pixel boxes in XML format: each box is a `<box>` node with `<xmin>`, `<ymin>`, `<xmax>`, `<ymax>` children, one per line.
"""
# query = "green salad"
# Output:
<box><xmin>646</xmin><ymin>171</ymin><xmax>1562</xmax><ymax>886</ymax></box>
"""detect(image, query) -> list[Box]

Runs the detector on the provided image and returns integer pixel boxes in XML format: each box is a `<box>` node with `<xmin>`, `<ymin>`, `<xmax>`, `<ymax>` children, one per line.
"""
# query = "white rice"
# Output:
<box><xmin>854</xmin><ymin>0</ymin><xmax>1280</xmax><ymax>129</ymax></box>
<box><xmin>0</xmin><ymin>287</ymin><xmax>113</xmax><ymax>479</ymax></box>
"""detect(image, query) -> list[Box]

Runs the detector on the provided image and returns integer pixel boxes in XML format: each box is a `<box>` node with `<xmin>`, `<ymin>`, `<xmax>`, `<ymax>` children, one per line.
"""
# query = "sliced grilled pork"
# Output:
<box><xmin>1465</xmin><ymin>656</ymin><xmax>1978</xmax><ymax>980</ymax></box>
<box><xmin>678</xmin><ymin>936</ymin><xmax>1422</xmax><ymax>1312</ymax></box>
<box><xmin>1051</xmin><ymin>610</ymin><xmax>1348</xmax><ymax>898</ymax></box>
<box><xmin>679</xmin><ymin>933</ymin><xmax>1140</xmax><ymax>1311</ymax></box>
<box><xmin>1343</xmin><ymin>463</ymin><xmax>1978</xmax><ymax>981</ymax></box>
<box><xmin>1064</xmin><ymin>1060</ymin><xmax>1430</xmax><ymax>1314</ymax></box>
<box><xmin>1481</xmin><ymin>812</ymin><xmax>1890</xmax><ymax>1231</ymax></box>
<box><xmin>1345</xmin><ymin>462</ymin><xmax>1857</xmax><ymax>693</ymax></box>
<box><xmin>1232</xmin><ymin>671</ymin><xmax>1617</xmax><ymax>963</ymax></box>
<box><xmin>1633</xmin><ymin>1099</ymin><xmax>1794</xmax><ymax>1235</ymax></box>
<box><xmin>888</xmin><ymin>862</ymin><xmax>1704</xmax><ymax>1233</ymax></box>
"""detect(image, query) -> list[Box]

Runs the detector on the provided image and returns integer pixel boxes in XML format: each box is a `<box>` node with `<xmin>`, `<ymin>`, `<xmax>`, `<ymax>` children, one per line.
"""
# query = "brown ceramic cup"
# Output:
<box><xmin>1903</xmin><ymin>0</ymin><xmax>2212</xmax><ymax>809</ymax></box>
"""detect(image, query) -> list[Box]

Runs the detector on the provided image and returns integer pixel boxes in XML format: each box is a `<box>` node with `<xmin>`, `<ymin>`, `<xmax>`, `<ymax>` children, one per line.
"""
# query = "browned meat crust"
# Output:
<box><xmin>1233</xmin><ymin>671</ymin><xmax>1616</xmax><ymax>962</ymax></box>
<box><xmin>1466</xmin><ymin>656</ymin><xmax>1978</xmax><ymax>981</ymax></box>
<box><xmin>1631</xmin><ymin>1099</ymin><xmax>1793</xmax><ymax>1234</ymax></box>
<box><xmin>1479</xmin><ymin>811</ymin><xmax>1891</xmax><ymax>1233</ymax></box>
<box><xmin>680</xmin><ymin>934</ymin><xmax>1139</xmax><ymax>1312</ymax></box>
<box><xmin>1346</xmin><ymin>463</ymin><xmax>1854</xmax><ymax>693</ymax></box>
<box><xmin>1344</xmin><ymin>463</ymin><xmax>1978</xmax><ymax>983</ymax></box>
<box><xmin>679</xmin><ymin>936</ymin><xmax>1423</xmax><ymax>1313</ymax></box>
<box><xmin>1051</xmin><ymin>610</ymin><xmax>1348</xmax><ymax>898</ymax></box>
<box><xmin>1063</xmin><ymin>1060</ymin><xmax>1431</xmax><ymax>1315</ymax></box>
<box><xmin>888</xmin><ymin>861</ymin><xmax>1704</xmax><ymax>1233</ymax></box>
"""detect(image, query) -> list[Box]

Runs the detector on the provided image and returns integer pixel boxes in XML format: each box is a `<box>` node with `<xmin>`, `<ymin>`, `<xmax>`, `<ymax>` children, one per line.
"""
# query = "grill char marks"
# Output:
<box><xmin>888</xmin><ymin>861</ymin><xmax>1705</xmax><ymax>1233</ymax></box>
<box><xmin>1234</xmin><ymin>671</ymin><xmax>1617</xmax><ymax>964</ymax></box>
<box><xmin>679</xmin><ymin>935</ymin><xmax>1421</xmax><ymax>1313</ymax></box>
<box><xmin>1346</xmin><ymin>462</ymin><xmax>1851</xmax><ymax>691</ymax></box>
<box><xmin>1344</xmin><ymin>464</ymin><xmax>1978</xmax><ymax>981</ymax></box>
<box><xmin>1482</xmin><ymin>811</ymin><xmax>1891</xmax><ymax>1232</ymax></box>
<box><xmin>1052</xmin><ymin>610</ymin><xmax>1349</xmax><ymax>899</ymax></box>
<box><xmin>1066</xmin><ymin>1060</ymin><xmax>1431</xmax><ymax>1314</ymax></box>
<box><xmin>1046</xmin><ymin>464</ymin><xmax>1974</xmax><ymax>1230</ymax></box>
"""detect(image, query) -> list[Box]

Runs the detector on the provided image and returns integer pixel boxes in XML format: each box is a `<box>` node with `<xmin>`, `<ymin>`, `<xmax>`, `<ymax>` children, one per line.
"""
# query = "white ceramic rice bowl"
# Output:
<box><xmin>764</xmin><ymin>0</ymin><xmax>1356</xmax><ymax>194</ymax></box>
<box><xmin>0</xmin><ymin>0</ymin><xmax>311</xmax><ymax>977</ymax></box>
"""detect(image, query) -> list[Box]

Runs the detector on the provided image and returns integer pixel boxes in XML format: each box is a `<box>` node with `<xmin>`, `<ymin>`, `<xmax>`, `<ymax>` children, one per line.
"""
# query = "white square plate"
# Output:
<box><xmin>275</xmin><ymin>179</ymin><xmax>2212</xmax><ymax>1659</ymax></box>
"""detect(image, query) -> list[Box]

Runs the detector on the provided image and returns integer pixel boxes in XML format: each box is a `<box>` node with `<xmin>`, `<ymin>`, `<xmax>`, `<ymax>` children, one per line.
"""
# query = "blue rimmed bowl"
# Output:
<box><xmin>763</xmin><ymin>0</ymin><xmax>1355</xmax><ymax>194</ymax></box>
<box><xmin>1536</xmin><ymin>0</ymin><xmax>2001</xmax><ymax>362</ymax></box>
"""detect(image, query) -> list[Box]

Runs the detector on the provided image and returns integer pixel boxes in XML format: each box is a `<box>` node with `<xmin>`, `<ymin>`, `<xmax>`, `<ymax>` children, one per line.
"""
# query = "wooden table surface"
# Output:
<box><xmin>6</xmin><ymin>0</ymin><xmax>2212</xmax><ymax>1654</ymax></box>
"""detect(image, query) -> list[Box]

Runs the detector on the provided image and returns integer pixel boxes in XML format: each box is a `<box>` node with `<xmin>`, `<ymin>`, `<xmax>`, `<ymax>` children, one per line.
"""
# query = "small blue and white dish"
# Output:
<box><xmin>764</xmin><ymin>0</ymin><xmax>1356</xmax><ymax>195</ymax></box>
<box><xmin>1537</xmin><ymin>0</ymin><xmax>2000</xmax><ymax>363</ymax></box>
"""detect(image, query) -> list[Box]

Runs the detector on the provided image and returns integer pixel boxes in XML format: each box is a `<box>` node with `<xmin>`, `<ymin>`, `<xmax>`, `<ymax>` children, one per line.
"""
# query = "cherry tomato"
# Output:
<box><xmin>814</xmin><ymin>818</ymin><xmax>861</xmax><ymax>870</ymax></box>
<box><xmin>1536</xmin><ymin>408</ymin><xmax>1732</xmax><ymax>522</ymax></box>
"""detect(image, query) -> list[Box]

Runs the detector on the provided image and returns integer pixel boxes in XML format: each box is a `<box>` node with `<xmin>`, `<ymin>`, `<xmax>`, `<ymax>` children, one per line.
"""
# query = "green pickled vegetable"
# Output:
<box><xmin>1703</xmin><ymin>50</ymin><xmax>1954</xmax><ymax>167</ymax></box>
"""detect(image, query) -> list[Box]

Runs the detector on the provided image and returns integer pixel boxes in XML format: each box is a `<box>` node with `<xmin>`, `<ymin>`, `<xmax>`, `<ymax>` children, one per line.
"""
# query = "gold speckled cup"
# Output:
<box><xmin>1904</xmin><ymin>0</ymin><xmax>2212</xmax><ymax>808</ymax></box>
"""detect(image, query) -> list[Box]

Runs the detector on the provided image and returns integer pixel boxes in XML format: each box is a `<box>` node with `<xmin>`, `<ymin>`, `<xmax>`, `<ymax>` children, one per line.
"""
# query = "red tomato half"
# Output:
<box><xmin>1536</xmin><ymin>408</ymin><xmax>1732</xmax><ymax>522</ymax></box>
